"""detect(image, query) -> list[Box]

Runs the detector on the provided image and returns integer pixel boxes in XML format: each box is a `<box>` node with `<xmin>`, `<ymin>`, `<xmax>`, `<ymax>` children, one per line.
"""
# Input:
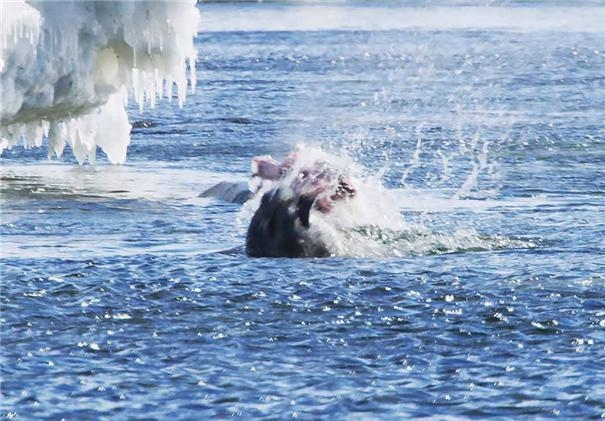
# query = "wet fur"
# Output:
<box><xmin>246</xmin><ymin>188</ymin><xmax>329</xmax><ymax>258</ymax></box>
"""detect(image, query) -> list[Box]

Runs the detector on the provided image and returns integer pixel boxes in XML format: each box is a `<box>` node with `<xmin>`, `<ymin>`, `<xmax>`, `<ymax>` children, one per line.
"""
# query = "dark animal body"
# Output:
<box><xmin>245</xmin><ymin>188</ymin><xmax>330</xmax><ymax>258</ymax></box>
<box><xmin>199</xmin><ymin>181</ymin><xmax>253</xmax><ymax>204</ymax></box>
<box><xmin>200</xmin><ymin>153</ymin><xmax>356</xmax><ymax>258</ymax></box>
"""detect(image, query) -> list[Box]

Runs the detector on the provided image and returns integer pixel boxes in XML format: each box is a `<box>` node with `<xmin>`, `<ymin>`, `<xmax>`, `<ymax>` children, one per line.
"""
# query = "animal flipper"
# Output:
<box><xmin>296</xmin><ymin>195</ymin><xmax>315</xmax><ymax>228</ymax></box>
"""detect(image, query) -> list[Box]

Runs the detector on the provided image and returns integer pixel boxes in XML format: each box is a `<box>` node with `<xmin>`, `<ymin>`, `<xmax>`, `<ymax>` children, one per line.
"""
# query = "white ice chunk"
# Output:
<box><xmin>0</xmin><ymin>0</ymin><xmax>199</xmax><ymax>164</ymax></box>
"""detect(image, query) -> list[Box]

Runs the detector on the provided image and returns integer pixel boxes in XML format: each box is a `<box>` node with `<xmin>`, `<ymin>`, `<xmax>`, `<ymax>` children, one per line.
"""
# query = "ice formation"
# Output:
<box><xmin>1</xmin><ymin>0</ymin><xmax>199</xmax><ymax>163</ymax></box>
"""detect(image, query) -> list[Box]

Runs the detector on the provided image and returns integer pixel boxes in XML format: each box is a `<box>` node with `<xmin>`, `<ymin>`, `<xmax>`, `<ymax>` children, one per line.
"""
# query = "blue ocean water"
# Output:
<box><xmin>1</xmin><ymin>1</ymin><xmax>605</xmax><ymax>419</ymax></box>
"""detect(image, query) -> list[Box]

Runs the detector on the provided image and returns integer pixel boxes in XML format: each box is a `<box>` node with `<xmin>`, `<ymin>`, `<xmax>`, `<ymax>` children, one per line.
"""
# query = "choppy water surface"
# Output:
<box><xmin>2</xmin><ymin>1</ymin><xmax>605</xmax><ymax>419</ymax></box>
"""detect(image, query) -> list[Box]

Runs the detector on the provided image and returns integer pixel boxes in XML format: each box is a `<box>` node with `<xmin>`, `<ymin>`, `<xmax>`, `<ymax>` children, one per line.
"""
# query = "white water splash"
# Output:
<box><xmin>0</xmin><ymin>0</ymin><xmax>199</xmax><ymax>164</ymax></box>
<box><xmin>239</xmin><ymin>145</ymin><xmax>535</xmax><ymax>258</ymax></box>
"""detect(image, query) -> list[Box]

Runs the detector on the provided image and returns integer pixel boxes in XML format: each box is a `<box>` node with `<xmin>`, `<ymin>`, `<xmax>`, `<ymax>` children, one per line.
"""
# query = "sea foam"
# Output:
<box><xmin>1</xmin><ymin>0</ymin><xmax>199</xmax><ymax>163</ymax></box>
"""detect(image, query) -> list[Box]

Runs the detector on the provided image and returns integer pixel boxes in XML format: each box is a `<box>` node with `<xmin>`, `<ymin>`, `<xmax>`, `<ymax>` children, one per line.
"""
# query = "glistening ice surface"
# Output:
<box><xmin>1</xmin><ymin>1</ymin><xmax>605</xmax><ymax>419</ymax></box>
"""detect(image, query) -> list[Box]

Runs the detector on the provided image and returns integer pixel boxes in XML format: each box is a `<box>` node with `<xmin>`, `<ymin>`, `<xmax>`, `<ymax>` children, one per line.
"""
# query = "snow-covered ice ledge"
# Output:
<box><xmin>0</xmin><ymin>0</ymin><xmax>199</xmax><ymax>164</ymax></box>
